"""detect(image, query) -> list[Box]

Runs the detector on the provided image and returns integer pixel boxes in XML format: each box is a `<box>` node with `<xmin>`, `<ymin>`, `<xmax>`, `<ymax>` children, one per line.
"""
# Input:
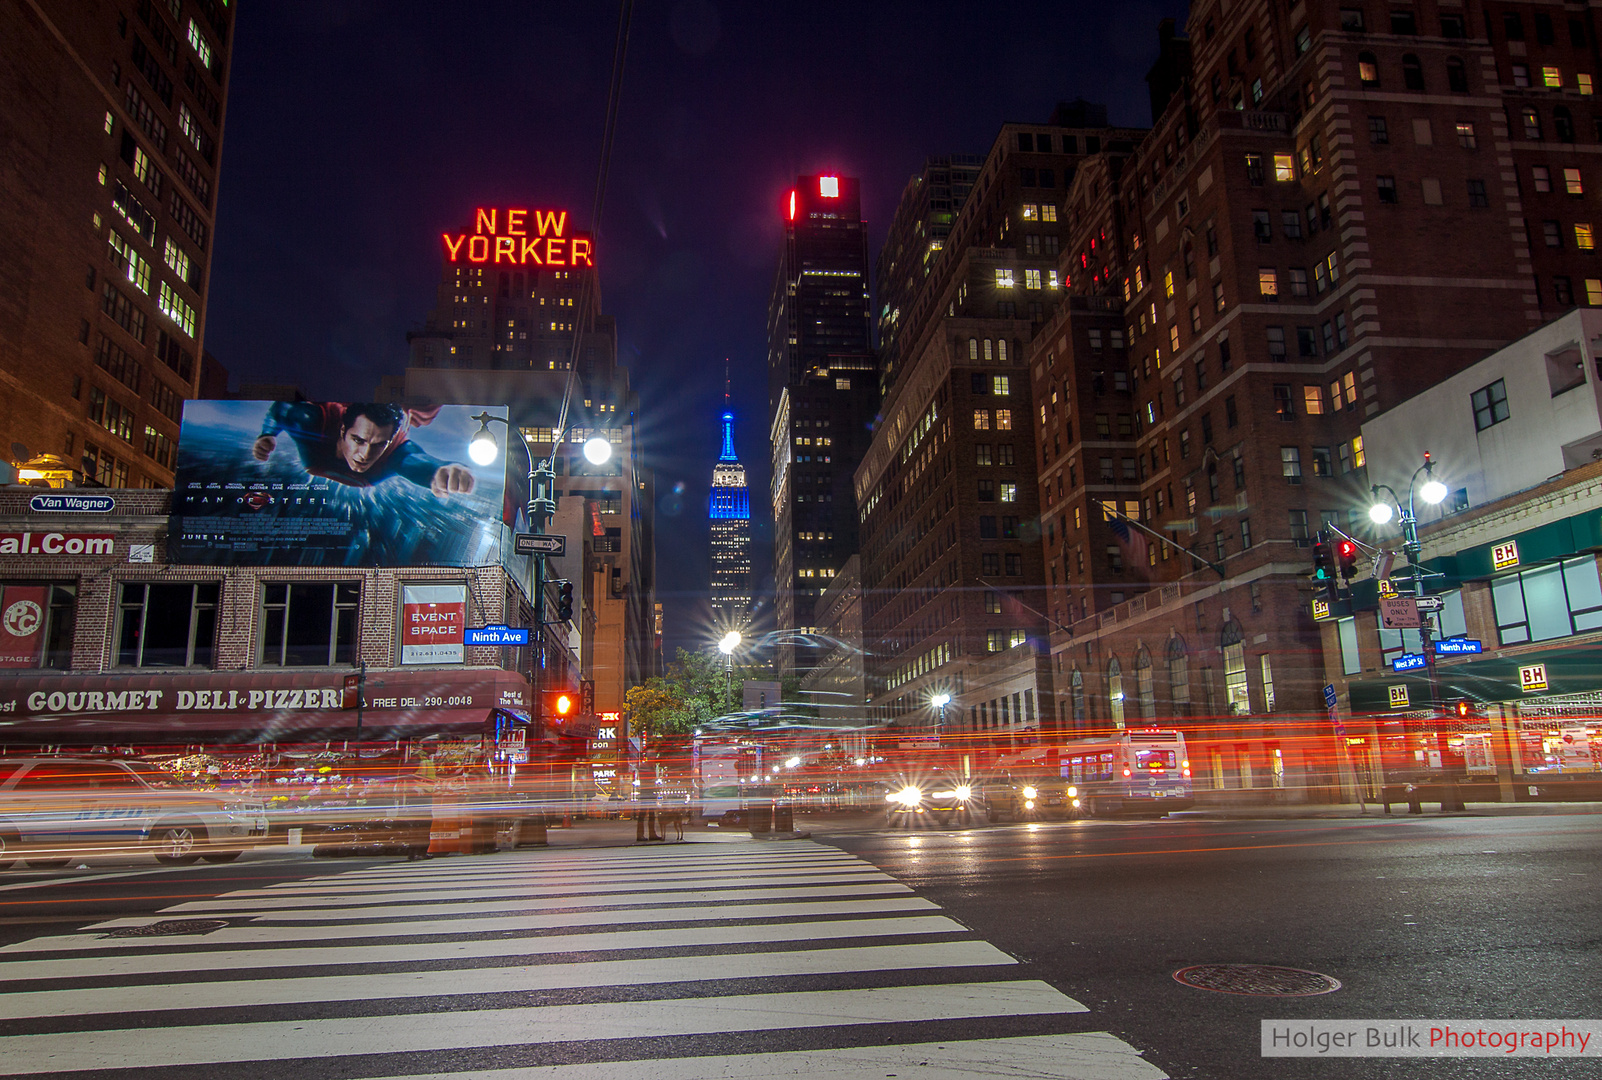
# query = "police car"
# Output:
<box><xmin>0</xmin><ymin>757</ymin><xmax>269</xmax><ymax>868</ymax></box>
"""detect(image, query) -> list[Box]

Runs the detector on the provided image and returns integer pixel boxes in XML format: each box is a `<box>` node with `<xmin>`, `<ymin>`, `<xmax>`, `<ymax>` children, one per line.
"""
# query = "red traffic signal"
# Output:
<box><xmin>543</xmin><ymin>689</ymin><xmax>576</xmax><ymax>719</ymax></box>
<box><xmin>1336</xmin><ymin>539</ymin><xmax>1359</xmax><ymax>579</ymax></box>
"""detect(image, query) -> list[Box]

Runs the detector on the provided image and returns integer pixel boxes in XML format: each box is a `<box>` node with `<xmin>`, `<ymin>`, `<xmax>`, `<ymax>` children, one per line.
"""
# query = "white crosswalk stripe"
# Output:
<box><xmin>0</xmin><ymin>840</ymin><xmax>1170</xmax><ymax>1079</ymax></box>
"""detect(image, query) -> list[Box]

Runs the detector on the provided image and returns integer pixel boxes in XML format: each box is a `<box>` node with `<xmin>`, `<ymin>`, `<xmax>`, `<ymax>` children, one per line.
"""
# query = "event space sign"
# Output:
<box><xmin>441</xmin><ymin>207</ymin><xmax>594</xmax><ymax>268</ymax></box>
<box><xmin>167</xmin><ymin>401</ymin><xmax>509</xmax><ymax>567</ymax></box>
<box><xmin>400</xmin><ymin>584</ymin><xmax>467</xmax><ymax>665</ymax></box>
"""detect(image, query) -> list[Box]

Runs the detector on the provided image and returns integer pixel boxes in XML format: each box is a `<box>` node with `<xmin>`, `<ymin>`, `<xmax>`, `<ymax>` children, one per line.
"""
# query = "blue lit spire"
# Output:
<box><xmin>719</xmin><ymin>410</ymin><xmax>738</xmax><ymax>462</ymax></box>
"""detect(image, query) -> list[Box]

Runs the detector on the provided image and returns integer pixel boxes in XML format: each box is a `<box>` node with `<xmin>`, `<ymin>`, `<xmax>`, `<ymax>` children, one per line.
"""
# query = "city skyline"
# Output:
<box><xmin>201</xmin><ymin>1</ymin><xmax>1189</xmax><ymax>659</ymax></box>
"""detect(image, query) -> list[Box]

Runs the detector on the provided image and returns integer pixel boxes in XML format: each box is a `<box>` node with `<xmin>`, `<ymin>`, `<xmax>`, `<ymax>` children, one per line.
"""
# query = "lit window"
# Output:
<box><xmin>1259</xmin><ymin>268</ymin><xmax>1279</xmax><ymax>298</ymax></box>
<box><xmin>1544</xmin><ymin>66</ymin><xmax>1563</xmax><ymax>88</ymax></box>
<box><xmin>103</xmin><ymin>111</ymin><xmax>114</xmax><ymax>135</ymax></box>
<box><xmin>1273</xmin><ymin>154</ymin><xmax>1295</xmax><ymax>181</ymax></box>
<box><xmin>1042</xmin><ymin>205</ymin><xmax>1058</xmax><ymax>222</ymax></box>
<box><xmin>1456</xmin><ymin>123</ymin><xmax>1477</xmax><ymax>149</ymax></box>
<box><xmin>1577</xmin><ymin>224</ymin><xmax>1595</xmax><ymax>250</ymax></box>
<box><xmin>1588</xmin><ymin>279</ymin><xmax>1602</xmax><ymax>306</ymax></box>
<box><xmin>187</xmin><ymin>18</ymin><xmax>213</xmax><ymax>68</ymax></box>
<box><xmin>1135</xmin><ymin>265</ymin><xmax>1145</xmax><ymax>291</ymax></box>
<box><xmin>1581</xmin><ymin>73</ymin><xmax>1595</xmax><ymax>96</ymax></box>
<box><xmin>1000</xmin><ymin>483</ymin><xmax>1018</xmax><ymax>503</ymax></box>
<box><xmin>818</xmin><ymin>176</ymin><xmax>839</xmax><ymax>197</ymax></box>
<box><xmin>157</xmin><ymin>281</ymin><xmax>196</xmax><ymax>337</ymax></box>
<box><xmin>995</xmin><ymin>409</ymin><xmax>1013</xmax><ymax>430</ymax></box>
<box><xmin>1163</xmin><ymin>270</ymin><xmax>1175</xmax><ymax>298</ymax></box>
<box><xmin>1566</xmin><ymin>168</ymin><xmax>1585</xmax><ymax>195</ymax></box>
<box><xmin>1351</xmin><ymin>435</ymin><xmax>1366</xmax><ymax>467</ymax></box>
<box><xmin>995</xmin><ymin>268</ymin><xmax>1015</xmax><ymax>288</ymax></box>
<box><xmin>1303</xmin><ymin>386</ymin><xmax>1324</xmax><ymax>415</ymax></box>
<box><xmin>973</xmin><ymin>410</ymin><xmax>991</xmax><ymax>431</ymax></box>
<box><xmin>835</xmin><ymin>377</ymin><xmax>851</xmax><ymax>390</ymax></box>
<box><xmin>992</xmin><ymin>376</ymin><xmax>1010</xmax><ymax>395</ymax></box>
<box><xmin>1021</xmin><ymin>204</ymin><xmax>1039</xmax><ymax>220</ymax></box>
<box><xmin>1024</xmin><ymin>268</ymin><xmax>1042</xmax><ymax>289</ymax></box>
<box><xmin>1169</xmin><ymin>325</ymin><xmax>1180</xmax><ymax>350</ymax></box>
<box><xmin>1047</xmin><ymin>269</ymin><xmax>1060</xmax><ymax>289</ymax></box>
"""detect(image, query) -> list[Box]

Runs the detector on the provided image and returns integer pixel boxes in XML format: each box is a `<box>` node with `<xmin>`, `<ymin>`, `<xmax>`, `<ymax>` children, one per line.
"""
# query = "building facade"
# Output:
<box><xmin>1</xmin><ymin>0</ymin><xmax>232</xmax><ymax>490</ymax></box>
<box><xmin>856</xmin><ymin>114</ymin><xmax>1144</xmax><ymax>746</ymax></box>
<box><xmin>1021</xmin><ymin>0</ymin><xmax>1602</xmax><ymax>801</ymax></box>
<box><xmin>709</xmin><ymin>409</ymin><xmax>752</xmax><ymax>632</ymax></box>
<box><xmin>377</xmin><ymin>207</ymin><xmax>656</xmax><ymax>734</ymax></box>
<box><xmin>767</xmin><ymin>175</ymin><xmax>880</xmax><ymax>678</ymax></box>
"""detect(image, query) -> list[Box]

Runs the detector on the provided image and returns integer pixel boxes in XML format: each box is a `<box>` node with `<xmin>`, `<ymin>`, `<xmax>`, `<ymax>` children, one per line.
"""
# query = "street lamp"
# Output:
<box><xmin>718</xmin><ymin>630</ymin><xmax>741</xmax><ymax>655</ymax></box>
<box><xmin>930</xmin><ymin>691</ymin><xmax>951</xmax><ymax>746</ymax></box>
<box><xmin>1369</xmin><ymin>452</ymin><xmax>1461</xmax><ymax>811</ymax></box>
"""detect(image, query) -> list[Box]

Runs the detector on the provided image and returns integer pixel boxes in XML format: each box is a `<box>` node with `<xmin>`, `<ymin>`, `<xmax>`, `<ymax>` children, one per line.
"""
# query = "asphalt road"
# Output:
<box><xmin>0</xmin><ymin>812</ymin><xmax>1595</xmax><ymax>1078</ymax></box>
<box><xmin>817</xmin><ymin>811</ymin><xmax>1602</xmax><ymax>1079</ymax></box>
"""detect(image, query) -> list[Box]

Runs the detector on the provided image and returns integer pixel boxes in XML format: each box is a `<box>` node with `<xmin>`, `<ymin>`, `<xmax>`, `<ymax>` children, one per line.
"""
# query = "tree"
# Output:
<box><xmin>623</xmin><ymin>648</ymin><xmax>770</xmax><ymax>750</ymax></box>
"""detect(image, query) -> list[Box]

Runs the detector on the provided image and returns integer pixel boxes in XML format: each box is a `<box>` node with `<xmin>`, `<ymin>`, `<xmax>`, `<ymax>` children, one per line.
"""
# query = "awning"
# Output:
<box><xmin>1348</xmin><ymin>645</ymin><xmax>1602</xmax><ymax>713</ymax></box>
<box><xmin>0</xmin><ymin>667</ymin><xmax>537</xmax><ymax>746</ymax></box>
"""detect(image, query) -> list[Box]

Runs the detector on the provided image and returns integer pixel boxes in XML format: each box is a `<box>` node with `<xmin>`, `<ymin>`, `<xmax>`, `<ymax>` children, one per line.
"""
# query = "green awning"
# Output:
<box><xmin>1348</xmin><ymin>645</ymin><xmax>1602</xmax><ymax>712</ymax></box>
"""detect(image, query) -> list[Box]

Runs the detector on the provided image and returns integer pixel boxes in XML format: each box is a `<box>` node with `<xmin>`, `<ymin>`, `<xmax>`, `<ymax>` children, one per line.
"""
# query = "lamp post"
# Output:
<box><xmin>718</xmin><ymin>630</ymin><xmax>741</xmax><ymax>711</ymax></box>
<box><xmin>930</xmin><ymin>691</ymin><xmax>951</xmax><ymax>746</ymax></box>
<box><xmin>1369</xmin><ymin>453</ymin><xmax>1457</xmax><ymax>811</ymax></box>
<box><xmin>467</xmin><ymin>414</ymin><xmax>612</xmax><ymax>747</ymax></box>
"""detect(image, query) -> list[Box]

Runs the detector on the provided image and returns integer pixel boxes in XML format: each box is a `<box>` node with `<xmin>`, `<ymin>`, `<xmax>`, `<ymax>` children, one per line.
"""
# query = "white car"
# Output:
<box><xmin>0</xmin><ymin>757</ymin><xmax>269</xmax><ymax>868</ymax></box>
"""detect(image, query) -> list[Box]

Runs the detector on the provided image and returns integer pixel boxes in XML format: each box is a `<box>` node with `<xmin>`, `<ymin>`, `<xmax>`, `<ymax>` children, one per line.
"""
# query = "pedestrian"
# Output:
<box><xmin>635</xmin><ymin>767</ymin><xmax>664</xmax><ymax>841</ymax></box>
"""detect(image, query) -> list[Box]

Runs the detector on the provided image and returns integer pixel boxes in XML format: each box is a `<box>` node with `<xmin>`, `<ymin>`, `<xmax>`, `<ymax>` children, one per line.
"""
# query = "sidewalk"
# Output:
<box><xmin>1168</xmin><ymin>800</ymin><xmax>1602</xmax><ymax>821</ymax></box>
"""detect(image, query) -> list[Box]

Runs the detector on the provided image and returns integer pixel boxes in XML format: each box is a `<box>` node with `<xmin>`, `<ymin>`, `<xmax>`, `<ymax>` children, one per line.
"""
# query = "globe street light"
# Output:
<box><xmin>718</xmin><ymin>630</ymin><xmax>742</xmax><ymax>655</ymax></box>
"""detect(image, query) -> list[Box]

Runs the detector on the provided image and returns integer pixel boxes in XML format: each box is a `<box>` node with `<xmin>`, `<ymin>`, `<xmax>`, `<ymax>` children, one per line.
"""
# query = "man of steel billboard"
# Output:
<box><xmin>168</xmin><ymin>401</ymin><xmax>509</xmax><ymax>566</ymax></box>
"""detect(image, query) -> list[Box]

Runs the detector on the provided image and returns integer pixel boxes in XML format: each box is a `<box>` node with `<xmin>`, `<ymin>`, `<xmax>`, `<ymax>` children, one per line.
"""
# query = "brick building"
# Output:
<box><xmin>1025</xmin><ymin>0</ymin><xmax>1602</xmax><ymax>800</ymax></box>
<box><xmin>0</xmin><ymin>490</ymin><xmax>581</xmax><ymax>753</ymax></box>
<box><xmin>1</xmin><ymin>0</ymin><xmax>232</xmax><ymax>490</ymax></box>
<box><xmin>857</xmin><ymin>114</ymin><xmax>1144</xmax><ymax>743</ymax></box>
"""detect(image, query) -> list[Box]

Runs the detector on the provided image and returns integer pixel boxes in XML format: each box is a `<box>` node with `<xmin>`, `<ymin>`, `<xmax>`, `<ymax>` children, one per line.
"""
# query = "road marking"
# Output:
<box><xmin>0</xmin><ymin>940</ymin><xmax>1017</xmax><ymax>1019</ymax></box>
<box><xmin>358</xmin><ymin>1032</ymin><xmax>1169</xmax><ymax>1080</ymax></box>
<box><xmin>0</xmin><ymin>915</ymin><xmax>970</xmax><ymax>982</ymax></box>
<box><xmin>0</xmin><ymin>980</ymin><xmax>1083</xmax><ymax>1073</ymax></box>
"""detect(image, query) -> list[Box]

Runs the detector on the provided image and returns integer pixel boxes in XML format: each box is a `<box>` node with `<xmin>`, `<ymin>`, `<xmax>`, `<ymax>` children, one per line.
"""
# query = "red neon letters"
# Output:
<box><xmin>441</xmin><ymin>207</ymin><xmax>595</xmax><ymax>268</ymax></box>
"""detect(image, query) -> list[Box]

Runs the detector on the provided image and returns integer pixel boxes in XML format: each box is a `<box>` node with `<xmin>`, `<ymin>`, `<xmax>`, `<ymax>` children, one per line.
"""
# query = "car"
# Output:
<box><xmin>980</xmin><ymin>768</ymin><xmax>1080</xmax><ymax>822</ymax></box>
<box><xmin>0</xmin><ymin>757</ymin><xmax>269</xmax><ymax>868</ymax></box>
<box><xmin>884</xmin><ymin>768</ymin><xmax>977</xmax><ymax>827</ymax></box>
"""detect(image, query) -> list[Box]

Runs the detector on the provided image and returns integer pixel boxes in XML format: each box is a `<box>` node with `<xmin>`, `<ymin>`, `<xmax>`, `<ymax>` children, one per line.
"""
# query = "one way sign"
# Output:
<box><xmin>514</xmin><ymin>533</ymin><xmax>566</xmax><ymax>557</ymax></box>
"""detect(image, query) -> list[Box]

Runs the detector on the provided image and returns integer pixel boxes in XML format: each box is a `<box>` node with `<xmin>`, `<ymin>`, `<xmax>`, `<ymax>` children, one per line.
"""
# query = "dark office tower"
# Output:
<box><xmin>767</xmin><ymin>174</ymin><xmax>879</xmax><ymax>679</ymax></box>
<box><xmin>876</xmin><ymin>155</ymin><xmax>984</xmax><ymax>394</ymax></box>
<box><xmin>709</xmin><ymin>409</ymin><xmax>752</xmax><ymax>632</ymax></box>
<box><xmin>0</xmin><ymin>1</ymin><xmax>233</xmax><ymax>489</ymax></box>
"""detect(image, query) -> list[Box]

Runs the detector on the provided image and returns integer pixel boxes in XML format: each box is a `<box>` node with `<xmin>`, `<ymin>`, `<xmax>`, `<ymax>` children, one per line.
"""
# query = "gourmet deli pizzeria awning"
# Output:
<box><xmin>0</xmin><ymin>668</ymin><xmax>534</xmax><ymax>745</ymax></box>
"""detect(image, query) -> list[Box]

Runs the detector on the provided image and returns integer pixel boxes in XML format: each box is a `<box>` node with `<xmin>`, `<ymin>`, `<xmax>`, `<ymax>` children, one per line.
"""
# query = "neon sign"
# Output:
<box><xmin>441</xmin><ymin>207</ymin><xmax>594</xmax><ymax>268</ymax></box>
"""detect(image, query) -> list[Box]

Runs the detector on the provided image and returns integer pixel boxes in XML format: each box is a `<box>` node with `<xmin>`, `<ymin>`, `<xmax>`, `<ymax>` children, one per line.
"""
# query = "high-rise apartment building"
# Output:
<box><xmin>875</xmin><ymin>155</ymin><xmax>983</xmax><ymax>393</ymax></box>
<box><xmin>856</xmin><ymin>115</ymin><xmax>1144</xmax><ymax>741</ymax></box>
<box><xmin>1026</xmin><ymin>1</ymin><xmax>1602</xmax><ymax>797</ymax></box>
<box><xmin>709</xmin><ymin>408</ymin><xmax>752</xmax><ymax>632</ymax></box>
<box><xmin>1</xmin><ymin>0</ymin><xmax>232</xmax><ymax>489</ymax></box>
<box><xmin>767</xmin><ymin>174</ymin><xmax>879</xmax><ymax>678</ymax></box>
<box><xmin>379</xmin><ymin>206</ymin><xmax>656</xmax><ymax>724</ymax></box>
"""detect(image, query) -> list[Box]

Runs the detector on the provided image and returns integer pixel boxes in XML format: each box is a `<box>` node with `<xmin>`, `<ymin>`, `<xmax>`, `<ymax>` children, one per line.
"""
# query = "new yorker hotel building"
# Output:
<box><xmin>767</xmin><ymin>176</ymin><xmax>880</xmax><ymax>678</ymax></box>
<box><xmin>0</xmin><ymin>0</ymin><xmax>231</xmax><ymax>490</ymax></box>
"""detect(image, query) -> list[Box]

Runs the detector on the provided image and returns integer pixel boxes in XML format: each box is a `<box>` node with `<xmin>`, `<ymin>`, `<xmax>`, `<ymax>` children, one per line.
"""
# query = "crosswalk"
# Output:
<box><xmin>0</xmin><ymin>840</ymin><xmax>1170</xmax><ymax>1078</ymax></box>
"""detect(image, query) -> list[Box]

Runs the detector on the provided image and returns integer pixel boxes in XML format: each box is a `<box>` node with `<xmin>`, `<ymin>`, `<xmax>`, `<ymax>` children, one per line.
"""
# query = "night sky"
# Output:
<box><xmin>205</xmin><ymin>0</ymin><xmax>1190</xmax><ymax>660</ymax></box>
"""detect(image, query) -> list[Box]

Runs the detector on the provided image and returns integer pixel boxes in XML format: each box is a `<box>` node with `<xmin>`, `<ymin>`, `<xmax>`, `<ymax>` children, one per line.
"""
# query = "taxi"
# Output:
<box><xmin>0</xmin><ymin>757</ymin><xmax>269</xmax><ymax>868</ymax></box>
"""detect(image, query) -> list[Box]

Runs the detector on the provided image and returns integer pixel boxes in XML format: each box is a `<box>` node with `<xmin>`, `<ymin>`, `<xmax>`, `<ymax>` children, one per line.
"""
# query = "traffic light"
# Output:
<box><xmin>1336</xmin><ymin>538</ymin><xmax>1359</xmax><ymax>581</ymax></box>
<box><xmin>1453</xmin><ymin>699</ymin><xmax>1481</xmax><ymax>720</ymax></box>
<box><xmin>1311</xmin><ymin>535</ymin><xmax>1338</xmax><ymax>601</ymax></box>
<box><xmin>557</xmin><ymin>580</ymin><xmax>574</xmax><ymax>621</ymax></box>
<box><xmin>543</xmin><ymin>688</ymin><xmax>577</xmax><ymax>721</ymax></box>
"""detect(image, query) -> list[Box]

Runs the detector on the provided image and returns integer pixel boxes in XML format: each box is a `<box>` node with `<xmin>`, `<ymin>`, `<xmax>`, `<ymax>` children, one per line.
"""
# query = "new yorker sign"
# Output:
<box><xmin>441</xmin><ymin>207</ymin><xmax>594</xmax><ymax>268</ymax></box>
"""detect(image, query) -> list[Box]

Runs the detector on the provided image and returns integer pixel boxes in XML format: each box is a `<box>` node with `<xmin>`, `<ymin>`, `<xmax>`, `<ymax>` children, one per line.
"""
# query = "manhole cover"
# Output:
<box><xmin>1173</xmin><ymin>963</ymin><xmax>1341</xmax><ymax>996</ymax></box>
<box><xmin>103</xmin><ymin>919</ymin><xmax>228</xmax><ymax>938</ymax></box>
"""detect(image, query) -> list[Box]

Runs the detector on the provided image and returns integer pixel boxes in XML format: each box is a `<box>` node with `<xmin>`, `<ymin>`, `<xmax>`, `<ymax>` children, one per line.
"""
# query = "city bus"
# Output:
<box><xmin>1060</xmin><ymin>728</ymin><xmax>1194</xmax><ymax>816</ymax></box>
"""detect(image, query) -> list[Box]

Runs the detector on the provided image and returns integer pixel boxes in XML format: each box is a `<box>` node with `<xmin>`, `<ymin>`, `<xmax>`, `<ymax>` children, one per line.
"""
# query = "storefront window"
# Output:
<box><xmin>1222</xmin><ymin>620</ymin><xmax>1250</xmax><ymax>714</ymax></box>
<box><xmin>1337</xmin><ymin>616</ymin><xmax>1361</xmax><ymax>675</ymax></box>
<box><xmin>1107</xmin><ymin>657</ymin><xmax>1125</xmax><ymax>727</ymax></box>
<box><xmin>1135</xmin><ymin>647</ymin><xmax>1155</xmax><ymax>718</ymax></box>
<box><xmin>1166</xmin><ymin>636</ymin><xmax>1190</xmax><ymax>713</ymax></box>
<box><xmin>0</xmin><ymin>583</ymin><xmax>75</xmax><ymax>670</ymax></box>
<box><xmin>260</xmin><ymin>582</ymin><xmax>359</xmax><ymax>667</ymax></box>
<box><xmin>117</xmin><ymin>583</ymin><xmax>218</xmax><ymax>667</ymax></box>
<box><xmin>1492</xmin><ymin>557</ymin><xmax>1602</xmax><ymax>645</ymax></box>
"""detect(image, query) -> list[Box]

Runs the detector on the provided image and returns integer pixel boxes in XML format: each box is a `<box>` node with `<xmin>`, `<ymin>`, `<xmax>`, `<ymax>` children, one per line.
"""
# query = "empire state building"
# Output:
<box><xmin>709</xmin><ymin>409</ymin><xmax>752</xmax><ymax>631</ymax></box>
